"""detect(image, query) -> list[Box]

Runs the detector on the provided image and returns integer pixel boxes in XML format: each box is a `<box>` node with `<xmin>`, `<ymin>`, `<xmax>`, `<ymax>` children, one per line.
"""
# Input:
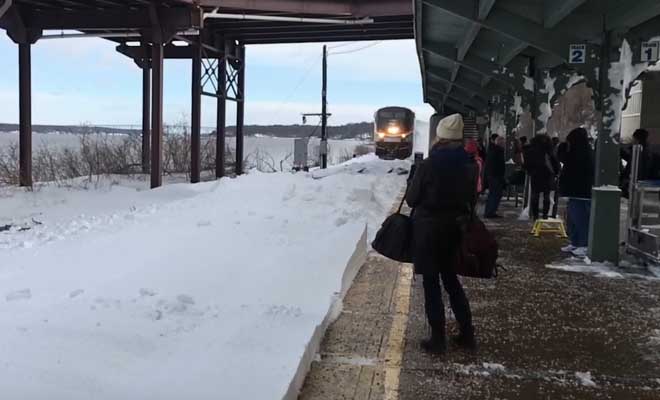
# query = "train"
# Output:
<box><xmin>374</xmin><ymin>106</ymin><xmax>415</xmax><ymax>159</ymax></box>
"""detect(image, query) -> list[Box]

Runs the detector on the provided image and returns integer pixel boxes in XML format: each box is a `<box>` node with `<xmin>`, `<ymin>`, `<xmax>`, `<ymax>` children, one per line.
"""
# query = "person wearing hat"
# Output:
<box><xmin>406</xmin><ymin>113</ymin><xmax>478</xmax><ymax>354</ymax></box>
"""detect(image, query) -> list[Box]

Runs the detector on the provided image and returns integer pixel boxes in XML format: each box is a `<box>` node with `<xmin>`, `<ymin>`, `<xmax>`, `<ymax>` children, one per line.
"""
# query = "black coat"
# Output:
<box><xmin>406</xmin><ymin>145</ymin><xmax>477</xmax><ymax>275</ymax></box>
<box><xmin>559</xmin><ymin>148</ymin><xmax>594</xmax><ymax>199</ymax></box>
<box><xmin>485</xmin><ymin>144</ymin><xmax>505</xmax><ymax>179</ymax></box>
<box><xmin>523</xmin><ymin>146</ymin><xmax>560</xmax><ymax>192</ymax></box>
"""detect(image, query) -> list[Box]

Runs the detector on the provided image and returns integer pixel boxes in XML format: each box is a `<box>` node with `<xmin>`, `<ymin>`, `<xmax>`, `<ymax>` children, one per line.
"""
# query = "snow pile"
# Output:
<box><xmin>414</xmin><ymin>119</ymin><xmax>430</xmax><ymax>157</ymax></box>
<box><xmin>0</xmin><ymin>156</ymin><xmax>406</xmax><ymax>399</ymax></box>
<box><xmin>537</xmin><ymin>73</ymin><xmax>557</xmax><ymax>134</ymax></box>
<box><xmin>546</xmin><ymin>257</ymin><xmax>660</xmax><ymax>281</ymax></box>
<box><xmin>606</xmin><ymin>39</ymin><xmax>657</xmax><ymax>137</ymax></box>
<box><xmin>482</xmin><ymin>362</ymin><xmax>506</xmax><ymax>372</ymax></box>
<box><xmin>575</xmin><ymin>371</ymin><xmax>598</xmax><ymax>387</ymax></box>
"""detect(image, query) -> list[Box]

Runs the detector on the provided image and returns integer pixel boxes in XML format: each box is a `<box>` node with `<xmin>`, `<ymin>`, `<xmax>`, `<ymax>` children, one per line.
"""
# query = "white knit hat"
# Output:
<box><xmin>436</xmin><ymin>113</ymin><xmax>464</xmax><ymax>141</ymax></box>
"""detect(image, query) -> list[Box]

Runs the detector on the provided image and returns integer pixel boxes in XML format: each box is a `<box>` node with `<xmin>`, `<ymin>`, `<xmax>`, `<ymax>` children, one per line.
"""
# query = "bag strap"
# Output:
<box><xmin>396</xmin><ymin>195</ymin><xmax>406</xmax><ymax>214</ymax></box>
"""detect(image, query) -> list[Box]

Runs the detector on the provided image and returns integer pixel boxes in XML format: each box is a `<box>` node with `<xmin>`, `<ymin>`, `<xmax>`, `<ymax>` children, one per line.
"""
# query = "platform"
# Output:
<box><xmin>299</xmin><ymin>199</ymin><xmax>660</xmax><ymax>399</ymax></box>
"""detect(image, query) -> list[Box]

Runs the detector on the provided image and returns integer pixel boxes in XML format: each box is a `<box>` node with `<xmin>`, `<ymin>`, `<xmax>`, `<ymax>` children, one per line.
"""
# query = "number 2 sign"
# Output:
<box><xmin>642</xmin><ymin>42</ymin><xmax>659</xmax><ymax>62</ymax></box>
<box><xmin>569</xmin><ymin>44</ymin><xmax>586</xmax><ymax>64</ymax></box>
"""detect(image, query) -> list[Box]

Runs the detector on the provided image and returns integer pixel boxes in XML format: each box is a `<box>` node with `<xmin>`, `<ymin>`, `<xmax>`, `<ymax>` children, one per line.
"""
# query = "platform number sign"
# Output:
<box><xmin>569</xmin><ymin>44</ymin><xmax>586</xmax><ymax>64</ymax></box>
<box><xmin>641</xmin><ymin>42</ymin><xmax>659</xmax><ymax>62</ymax></box>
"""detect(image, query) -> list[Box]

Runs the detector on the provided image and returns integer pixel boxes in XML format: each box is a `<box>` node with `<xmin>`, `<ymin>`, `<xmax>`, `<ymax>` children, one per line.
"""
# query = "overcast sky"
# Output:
<box><xmin>0</xmin><ymin>33</ymin><xmax>434</xmax><ymax>127</ymax></box>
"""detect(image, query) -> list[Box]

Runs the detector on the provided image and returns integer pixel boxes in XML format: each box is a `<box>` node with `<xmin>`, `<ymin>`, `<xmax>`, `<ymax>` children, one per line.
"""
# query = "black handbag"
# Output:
<box><xmin>371</xmin><ymin>195</ymin><xmax>413</xmax><ymax>263</ymax></box>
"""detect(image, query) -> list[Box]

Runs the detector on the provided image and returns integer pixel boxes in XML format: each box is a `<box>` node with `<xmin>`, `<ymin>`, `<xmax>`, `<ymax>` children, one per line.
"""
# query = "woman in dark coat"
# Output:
<box><xmin>524</xmin><ymin>134</ymin><xmax>560</xmax><ymax>220</ymax></box>
<box><xmin>559</xmin><ymin>127</ymin><xmax>594</xmax><ymax>256</ymax></box>
<box><xmin>406</xmin><ymin>113</ymin><xmax>477</xmax><ymax>354</ymax></box>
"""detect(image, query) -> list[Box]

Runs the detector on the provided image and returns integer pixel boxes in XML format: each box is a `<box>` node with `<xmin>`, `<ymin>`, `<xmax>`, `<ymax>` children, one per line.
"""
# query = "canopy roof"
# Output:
<box><xmin>415</xmin><ymin>0</ymin><xmax>660</xmax><ymax>114</ymax></box>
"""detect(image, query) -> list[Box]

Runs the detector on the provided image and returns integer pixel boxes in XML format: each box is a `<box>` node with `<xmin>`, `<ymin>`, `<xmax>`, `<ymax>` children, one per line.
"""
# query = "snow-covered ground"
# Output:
<box><xmin>0</xmin><ymin>155</ymin><xmax>407</xmax><ymax>399</ymax></box>
<box><xmin>546</xmin><ymin>255</ymin><xmax>660</xmax><ymax>280</ymax></box>
<box><xmin>0</xmin><ymin>132</ymin><xmax>369</xmax><ymax>166</ymax></box>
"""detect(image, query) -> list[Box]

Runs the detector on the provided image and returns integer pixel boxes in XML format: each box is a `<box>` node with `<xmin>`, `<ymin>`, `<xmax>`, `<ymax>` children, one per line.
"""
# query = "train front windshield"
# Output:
<box><xmin>376</xmin><ymin>110</ymin><xmax>414</xmax><ymax>135</ymax></box>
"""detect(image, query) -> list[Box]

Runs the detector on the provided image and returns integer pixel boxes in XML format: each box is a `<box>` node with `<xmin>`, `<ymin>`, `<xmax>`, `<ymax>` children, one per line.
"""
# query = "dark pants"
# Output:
<box><xmin>530</xmin><ymin>190</ymin><xmax>551</xmax><ymax>220</ymax></box>
<box><xmin>567</xmin><ymin>198</ymin><xmax>591</xmax><ymax>247</ymax></box>
<box><xmin>485</xmin><ymin>177</ymin><xmax>504</xmax><ymax>217</ymax></box>
<box><xmin>422</xmin><ymin>270</ymin><xmax>472</xmax><ymax>334</ymax></box>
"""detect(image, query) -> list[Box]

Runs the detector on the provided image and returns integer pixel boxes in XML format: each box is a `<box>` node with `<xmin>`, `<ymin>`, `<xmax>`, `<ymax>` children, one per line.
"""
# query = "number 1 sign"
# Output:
<box><xmin>642</xmin><ymin>42</ymin><xmax>659</xmax><ymax>62</ymax></box>
<box><xmin>569</xmin><ymin>44</ymin><xmax>586</xmax><ymax>64</ymax></box>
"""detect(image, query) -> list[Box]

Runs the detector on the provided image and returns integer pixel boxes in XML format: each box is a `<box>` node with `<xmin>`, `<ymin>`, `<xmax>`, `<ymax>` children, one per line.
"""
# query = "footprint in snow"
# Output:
<box><xmin>197</xmin><ymin>220</ymin><xmax>212</xmax><ymax>227</ymax></box>
<box><xmin>139</xmin><ymin>288</ymin><xmax>157</xmax><ymax>297</ymax></box>
<box><xmin>6</xmin><ymin>289</ymin><xmax>31</xmax><ymax>302</ymax></box>
<box><xmin>177</xmin><ymin>294</ymin><xmax>195</xmax><ymax>305</ymax></box>
<box><xmin>334</xmin><ymin>217</ymin><xmax>349</xmax><ymax>227</ymax></box>
<box><xmin>69</xmin><ymin>289</ymin><xmax>85</xmax><ymax>298</ymax></box>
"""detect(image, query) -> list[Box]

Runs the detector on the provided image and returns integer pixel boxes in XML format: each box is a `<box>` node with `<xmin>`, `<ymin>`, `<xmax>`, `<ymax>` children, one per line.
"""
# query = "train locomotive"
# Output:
<box><xmin>374</xmin><ymin>106</ymin><xmax>415</xmax><ymax>159</ymax></box>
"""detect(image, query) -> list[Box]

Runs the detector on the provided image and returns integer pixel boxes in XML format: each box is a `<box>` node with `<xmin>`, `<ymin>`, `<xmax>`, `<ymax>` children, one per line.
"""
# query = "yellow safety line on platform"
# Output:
<box><xmin>383</xmin><ymin>264</ymin><xmax>413</xmax><ymax>400</ymax></box>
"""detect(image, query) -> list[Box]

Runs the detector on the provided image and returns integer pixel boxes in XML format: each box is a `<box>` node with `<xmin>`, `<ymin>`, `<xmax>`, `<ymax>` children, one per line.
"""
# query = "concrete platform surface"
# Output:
<box><xmin>298</xmin><ymin>200</ymin><xmax>660</xmax><ymax>399</ymax></box>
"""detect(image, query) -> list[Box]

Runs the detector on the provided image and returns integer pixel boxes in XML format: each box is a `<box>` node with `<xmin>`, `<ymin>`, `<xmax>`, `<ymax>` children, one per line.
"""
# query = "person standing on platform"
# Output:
<box><xmin>524</xmin><ymin>135</ymin><xmax>560</xmax><ymax>221</ymax></box>
<box><xmin>484</xmin><ymin>135</ymin><xmax>506</xmax><ymax>218</ymax></box>
<box><xmin>406</xmin><ymin>113</ymin><xmax>477</xmax><ymax>354</ymax></box>
<box><xmin>559</xmin><ymin>127</ymin><xmax>594</xmax><ymax>257</ymax></box>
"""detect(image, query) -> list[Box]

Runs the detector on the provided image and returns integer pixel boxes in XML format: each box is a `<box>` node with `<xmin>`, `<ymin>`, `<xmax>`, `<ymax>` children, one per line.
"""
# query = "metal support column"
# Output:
<box><xmin>190</xmin><ymin>34</ymin><xmax>202</xmax><ymax>183</ymax></box>
<box><xmin>216</xmin><ymin>43</ymin><xmax>227</xmax><ymax>178</ymax></box>
<box><xmin>18</xmin><ymin>42</ymin><xmax>32</xmax><ymax>187</ymax></box>
<box><xmin>235</xmin><ymin>43</ymin><xmax>245</xmax><ymax>175</ymax></box>
<box><xmin>150</xmin><ymin>41</ymin><xmax>164</xmax><ymax>189</ymax></box>
<box><xmin>141</xmin><ymin>40</ymin><xmax>151</xmax><ymax>174</ymax></box>
<box><xmin>321</xmin><ymin>45</ymin><xmax>328</xmax><ymax>169</ymax></box>
<box><xmin>588</xmin><ymin>29</ymin><xmax>621</xmax><ymax>263</ymax></box>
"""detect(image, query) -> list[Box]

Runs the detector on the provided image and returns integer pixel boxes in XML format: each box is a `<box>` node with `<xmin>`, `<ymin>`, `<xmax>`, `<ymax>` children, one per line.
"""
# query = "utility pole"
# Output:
<box><xmin>321</xmin><ymin>45</ymin><xmax>328</xmax><ymax>169</ymax></box>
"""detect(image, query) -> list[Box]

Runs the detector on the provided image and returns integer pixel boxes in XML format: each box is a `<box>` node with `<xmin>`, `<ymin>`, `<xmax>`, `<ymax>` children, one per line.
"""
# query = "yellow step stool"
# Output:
<box><xmin>531</xmin><ymin>218</ymin><xmax>568</xmax><ymax>238</ymax></box>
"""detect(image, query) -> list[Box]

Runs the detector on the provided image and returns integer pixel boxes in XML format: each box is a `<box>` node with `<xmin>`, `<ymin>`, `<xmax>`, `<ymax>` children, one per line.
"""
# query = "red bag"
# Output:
<box><xmin>454</xmin><ymin>216</ymin><xmax>499</xmax><ymax>279</ymax></box>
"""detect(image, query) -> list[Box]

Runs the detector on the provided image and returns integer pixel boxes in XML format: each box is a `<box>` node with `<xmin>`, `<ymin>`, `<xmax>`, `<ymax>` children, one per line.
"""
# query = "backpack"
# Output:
<box><xmin>454</xmin><ymin>214</ymin><xmax>499</xmax><ymax>279</ymax></box>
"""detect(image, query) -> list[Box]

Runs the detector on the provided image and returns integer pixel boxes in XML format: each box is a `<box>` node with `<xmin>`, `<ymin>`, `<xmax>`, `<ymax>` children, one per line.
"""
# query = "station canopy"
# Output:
<box><xmin>415</xmin><ymin>0</ymin><xmax>660</xmax><ymax>114</ymax></box>
<box><xmin>3</xmin><ymin>0</ymin><xmax>413</xmax><ymax>53</ymax></box>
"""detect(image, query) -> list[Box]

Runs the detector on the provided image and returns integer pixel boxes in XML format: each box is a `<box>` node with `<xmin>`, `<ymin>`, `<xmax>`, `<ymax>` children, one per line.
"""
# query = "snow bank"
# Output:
<box><xmin>575</xmin><ymin>371</ymin><xmax>598</xmax><ymax>387</ymax></box>
<box><xmin>0</xmin><ymin>157</ymin><xmax>406</xmax><ymax>399</ymax></box>
<box><xmin>546</xmin><ymin>258</ymin><xmax>660</xmax><ymax>281</ymax></box>
<box><xmin>414</xmin><ymin>119</ymin><xmax>430</xmax><ymax>158</ymax></box>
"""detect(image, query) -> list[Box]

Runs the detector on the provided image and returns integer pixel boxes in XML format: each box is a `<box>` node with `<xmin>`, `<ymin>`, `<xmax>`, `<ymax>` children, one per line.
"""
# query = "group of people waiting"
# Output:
<box><xmin>404</xmin><ymin>112</ymin><xmax>656</xmax><ymax>356</ymax></box>
<box><xmin>465</xmin><ymin>128</ymin><xmax>595</xmax><ymax>257</ymax></box>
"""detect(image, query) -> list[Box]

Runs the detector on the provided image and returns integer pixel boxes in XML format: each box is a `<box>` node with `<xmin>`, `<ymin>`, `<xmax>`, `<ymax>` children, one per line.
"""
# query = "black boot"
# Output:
<box><xmin>420</xmin><ymin>326</ymin><xmax>446</xmax><ymax>355</ymax></box>
<box><xmin>451</xmin><ymin>326</ymin><xmax>477</xmax><ymax>351</ymax></box>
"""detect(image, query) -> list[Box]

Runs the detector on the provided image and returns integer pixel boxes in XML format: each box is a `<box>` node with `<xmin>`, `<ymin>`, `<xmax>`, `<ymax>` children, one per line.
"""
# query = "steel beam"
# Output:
<box><xmin>150</xmin><ymin>42</ymin><xmax>164</xmax><ymax>189</ymax></box>
<box><xmin>443</xmin><ymin>98</ymin><xmax>470</xmax><ymax>114</ymax></box>
<box><xmin>427</xmin><ymin>70</ymin><xmax>493</xmax><ymax>100</ymax></box>
<box><xmin>478</xmin><ymin>0</ymin><xmax>496</xmax><ymax>20</ymax></box>
<box><xmin>18</xmin><ymin>42</ymin><xmax>31</xmax><ymax>187</ymax></box>
<box><xmin>196</xmin><ymin>0</ymin><xmax>412</xmax><ymax>17</ymax></box>
<box><xmin>23</xmin><ymin>7</ymin><xmax>202</xmax><ymax>31</ymax></box>
<box><xmin>429</xmin><ymin>87</ymin><xmax>483</xmax><ymax>111</ymax></box>
<box><xmin>240</xmin><ymin>32</ymin><xmax>412</xmax><ymax>44</ymax></box>
<box><xmin>190</xmin><ymin>34</ymin><xmax>202</xmax><ymax>183</ymax></box>
<box><xmin>607</xmin><ymin>0</ymin><xmax>660</xmax><ymax>31</ymax></box>
<box><xmin>235</xmin><ymin>43</ymin><xmax>245</xmax><ymax>175</ymax></box>
<box><xmin>0</xmin><ymin>0</ymin><xmax>11</xmax><ymax>20</ymax></box>
<box><xmin>457</xmin><ymin>23</ymin><xmax>481</xmax><ymax>61</ymax></box>
<box><xmin>423</xmin><ymin>41</ymin><xmax>517</xmax><ymax>87</ymax></box>
<box><xmin>543</xmin><ymin>0</ymin><xmax>587</xmax><ymax>28</ymax></box>
<box><xmin>141</xmin><ymin>40</ymin><xmax>150</xmax><ymax>174</ymax></box>
<box><xmin>424</xmin><ymin>0</ymin><xmax>576</xmax><ymax>60</ymax></box>
<box><xmin>215</xmin><ymin>41</ymin><xmax>227</xmax><ymax>178</ymax></box>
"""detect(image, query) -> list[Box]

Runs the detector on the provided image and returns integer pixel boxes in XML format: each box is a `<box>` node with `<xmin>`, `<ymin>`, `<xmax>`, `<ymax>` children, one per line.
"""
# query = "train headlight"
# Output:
<box><xmin>378</xmin><ymin>132</ymin><xmax>386</xmax><ymax>139</ymax></box>
<box><xmin>401</xmin><ymin>133</ymin><xmax>407</xmax><ymax>139</ymax></box>
<box><xmin>387</xmin><ymin>126</ymin><xmax>401</xmax><ymax>134</ymax></box>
